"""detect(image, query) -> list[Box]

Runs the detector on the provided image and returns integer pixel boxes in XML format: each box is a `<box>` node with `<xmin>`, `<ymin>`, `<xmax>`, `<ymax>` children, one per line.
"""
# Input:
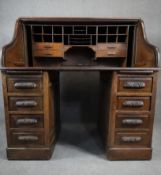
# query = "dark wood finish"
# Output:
<box><xmin>133</xmin><ymin>20</ymin><xmax>159</xmax><ymax>67</ymax></box>
<box><xmin>114</xmin><ymin>131</ymin><xmax>150</xmax><ymax>147</ymax></box>
<box><xmin>7</xmin><ymin>75</ymin><xmax>43</xmax><ymax>93</ymax></box>
<box><xmin>118</xmin><ymin>76</ymin><xmax>152</xmax><ymax>93</ymax></box>
<box><xmin>8</xmin><ymin>96</ymin><xmax>43</xmax><ymax>112</ymax></box>
<box><xmin>2</xmin><ymin>71</ymin><xmax>56</xmax><ymax>160</ymax></box>
<box><xmin>10</xmin><ymin>131</ymin><xmax>44</xmax><ymax>146</ymax></box>
<box><xmin>117</xmin><ymin>96</ymin><xmax>151</xmax><ymax>111</ymax></box>
<box><xmin>115</xmin><ymin>114</ymin><xmax>150</xmax><ymax>129</ymax></box>
<box><xmin>107</xmin><ymin>148</ymin><xmax>152</xmax><ymax>160</ymax></box>
<box><xmin>96</xmin><ymin>43</ymin><xmax>127</xmax><ymax>58</ymax></box>
<box><xmin>1</xmin><ymin>20</ymin><xmax>27</xmax><ymax>67</ymax></box>
<box><xmin>9</xmin><ymin>114</ymin><xmax>44</xmax><ymax>128</ymax></box>
<box><xmin>7</xmin><ymin>147</ymin><xmax>54</xmax><ymax>160</ymax></box>
<box><xmin>0</xmin><ymin>18</ymin><xmax>160</xmax><ymax>160</ymax></box>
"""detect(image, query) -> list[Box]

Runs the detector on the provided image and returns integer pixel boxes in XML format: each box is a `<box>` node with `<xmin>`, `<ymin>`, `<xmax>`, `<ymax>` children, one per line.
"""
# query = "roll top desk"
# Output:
<box><xmin>1</xmin><ymin>18</ymin><xmax>160</xmax><ymax>160</ymax></box>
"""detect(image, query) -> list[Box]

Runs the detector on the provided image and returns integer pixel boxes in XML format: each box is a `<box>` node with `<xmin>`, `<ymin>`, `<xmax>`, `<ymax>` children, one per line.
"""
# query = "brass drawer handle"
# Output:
<box><xmin>16</xmin><ymin>118</ymin><xmax>38</xmax><ymax>125</ymax></box>
<box><xmin>123</xmin><ymin>81</ymin><xmax>146</xmax><ymax>89</ymax></box>
<box><xmin>122</xmin><ymin>119</ymin><xmax>143</xmax><ymax>125</ymax></box>
<box><xmin>18</xmin><ymin>135</ymin><xmax>38</xmax><ymax>141</ymax></box>
<box><xmin>16</xmin><ymin>100</ymin><xmax>37</xmax><ymax>107</ymax></box>
<box><xmin>123</xmin><ymin>100</ymin><xmax>144</xmax><ymax>107</ymax></box>
<box><xmin>121</xmin><ymin>136</ymin><xmax>142</xmax><ymax>142</ymax></box>
<box><xmin>14</xmin><ymin>82</ymin><xmax>37</xmax><ymax>89</ymax></box>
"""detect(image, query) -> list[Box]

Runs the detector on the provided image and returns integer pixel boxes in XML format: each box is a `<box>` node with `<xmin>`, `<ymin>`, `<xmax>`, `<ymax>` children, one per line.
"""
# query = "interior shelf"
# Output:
<box><xmin>31</xmin><ymin>25</ymin><xmax>131</xmax><ymax>45</ymax></box>
<box><xmin>26</xmin><ymin>23</ymin><xmax>135</xmax><ymax>67</ymax></box>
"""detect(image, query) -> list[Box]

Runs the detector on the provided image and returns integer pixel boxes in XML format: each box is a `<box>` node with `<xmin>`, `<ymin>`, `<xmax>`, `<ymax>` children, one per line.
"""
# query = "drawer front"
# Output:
<box><xmin>115</xmin><ymin>132</ymin><xmax>150</xmax><ymax>147</ymax></box>
<box><xmin>118</xmin><ymin>77</ymin><xmax>152</xmax><ymax>93</ymax></box>
<box><xmin>117</xmin><ymin>97</ymin><xmax>151</xmax><ymax>111</ymax></box>
<box><xmin>8</xmin><ymin>97</ymin><xmax>43</xmax><ymax>112</ymax></box>
<box><xmin>10</xmin><ymin>132</ymin><xmax>44</xmax><ymax>146</ymax></box>
<box><xmin>33</xmin><ymin>49</ymin><xmax>64</xmax><ymax>57</ymax></box>
<box><xmin>97</xmin><ymin>43</ymin><xmax>127</xmax><ymax>50</ymax></box>
<box><xmin>33</xmin><ymin>42</ymin><xmax>63</xmax><ymax>50</ymax></box>
<box><xmin>115</xmin><ymin>114</ymin><xmax>150</xmax><ymax>129</ymax></box>
<box><xmin>7</xmin><ymin>76</ymin><xmax>43</xmax><ymax>93</ymax></box>
<box><xmin>10</xmin><ymin>115</ymin><xmax>44</xmax><ymax>128</ymax></box>
<box><xmin>96</xmin><ymin>43</ymin><xmax>127</xmax><ymax>57</ymax></box>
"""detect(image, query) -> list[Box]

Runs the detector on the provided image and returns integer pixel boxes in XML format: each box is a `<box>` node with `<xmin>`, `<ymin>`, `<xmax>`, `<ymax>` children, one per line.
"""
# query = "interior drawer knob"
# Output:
<box><xmin>123</xmin><ymin>100</ymin><xmax>144</xmax><ymax>107</ymax></box>
<box><xmin>16</xmin><ymin>118</ymin><xmax>38</xmax><ymax>125</ymax></box>
<box><xmin>122</xmin><ymin>119</ymin><xmax>143</xmax><ymax>125</ymax></box>
<box><xmin>121</xmin><ymin>136</ymin><xmax>142</xmax><ymax>142</ymax></box>
<box><xmin>16</xmin><ymin>100</ymin><xmax>37</xmax><ymax>107</ymax></box>
<box><xmin>123</xmin><ymin>81</ymin><xmax>145</xmax><ymax>88</ymax></box>
<box><xmin>18</xmin><ymin>135</ymin><xmax>38</xmax><ymax>141</ymax></box>
<box><xmin>14</xmin><ymin>82</ymin><xmax>37</xmax><ymax>89</ymax></box>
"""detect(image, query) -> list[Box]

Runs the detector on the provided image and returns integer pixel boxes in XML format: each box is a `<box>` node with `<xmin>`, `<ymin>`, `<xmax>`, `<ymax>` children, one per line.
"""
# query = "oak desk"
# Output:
<box><xmin>1</xmin><ymin>18</ymin><xmax>160</xmax><ymax>160</ymax></box>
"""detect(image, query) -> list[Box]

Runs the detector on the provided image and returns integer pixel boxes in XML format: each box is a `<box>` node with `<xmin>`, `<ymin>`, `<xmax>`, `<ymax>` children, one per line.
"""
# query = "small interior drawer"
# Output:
<box><xmin>96</xmin><ymin>43</ymin><xmax>127</xmax><ymax>57</ymax></box>
<box><xmin>97</xmin><ymin>43</ymin><xmax>127</xmax><ymax>50</ymax></box>
<box><xmin>33</xmin><ymin>50</ymin><xmax>64</xmax><ymax>57</ymax></box>
<box><xmin>114</xmin><ymin>132</ymin><xmax>150</xmax><ymax>147</ymax></box>
<box><xmin>9</xmin><ymin>114</ymin><xmax>44</xmax><ymax>128</ymax></box>
<box><xmin>7</xmin><ymin>75</ymin><xmax>43</xmax><ymax>93</ymax></box>
<box><xmin>117</xmin><ymin>97</ymin><xmax>151</xmax><ymax>111</ymax></box>
<box><xmin>8</xmin><ymin>97</ymin><xmax>43</xmax><ymax>112</ymax></box>
<box><xmin>33</xmin><ymin>42</ymin><xmax>64</xmax><ymax>57</ymax></box>
<box><xmin>115</xmin><ymin>114</ymin><xmax>150</xmax><ymax>129</ymax></box>
<box><xmin>117</xmin><ymin>76</ymin><xmax>152</xmax><ymax>93</ymax></box>
<box><xmin>10</xmin><ymin>131</ymin><xmax>44</xmax><ymax>146</ymax></box>
<box><xmin>33</xmin><ymin>42</ymin><xmax>63</xmax><ymax>50</ymax></box>
<box><xmin>33</xmin><ymin>49</ymin><xmax>64</xmax><ymax>57</ymax></box>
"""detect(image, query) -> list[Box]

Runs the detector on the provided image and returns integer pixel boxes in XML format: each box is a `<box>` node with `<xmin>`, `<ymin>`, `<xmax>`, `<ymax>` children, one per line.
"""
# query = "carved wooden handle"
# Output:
<box><xmin>18</xmin><ymin>135</ymin><xmax>38</xmax><ymax>141</ymax></box>
<box><xmin>16</xmin><ymin>100</ymin><xmax>37</xmax><ymax>107</ymax></box>
<box><xmin>123</xmin><ymin>81</ymin><xmax>145</xmax><ymax>89</ymax></box>
<box><xmin>121</xmin><ymin>136</ymin><xmax>142</xmax><ymax>142</ymax></box>
<box><xmin>122</xmin><ymin>119</ymin><xmax>143</xmax><ymax>125</ymax></box>
<box><xmin>123</xmin><ymin>100</ymin><xmax>144</xmax><ymax>107</ymax></box>
<box><xmin>16</xmin><ymin>118</ymin><xmax>38</xmax><ymax>125</ymax></box>
<box><xmin>14</xmin><ymin>82</ymin><xmax>37</xmax><ymax>89</ymax></box>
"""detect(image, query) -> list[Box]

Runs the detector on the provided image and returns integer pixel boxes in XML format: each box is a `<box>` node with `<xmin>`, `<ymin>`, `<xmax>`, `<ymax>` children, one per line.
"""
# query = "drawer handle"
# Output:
<box><xmin>14</xmin><ymin>82</ymin><xmax>37</xmax><ymax>89</ymax></box>
<box><xmin>123</xmin><ymin>100</ymin><xmax>144</xmax><ymax>107</ymax></box>
<box><xmin>121</xmin><ymin>136</ymin><xmax>142</xmax><ymax>142</ymax></box>
<box><xmin>14</xmin><ymin>62</ymin><xmax>25</xmax><ymax>66</ymax></box>
<box><xmin>107</xmin><ymin>46</ymin><xmax>116</xmax><ymax>49</ymax></box>
<box><xmin>16</xmin><ymin>100</ymin><xmax>37</xmax><ymax>107</ymax></box>
<box><xmin>18</xmin><ymin>135</ymin><xmax>38</xmax><ymax>141</ymax></box>
<box><xmin>122</xmin><ymin>119</ymin><xmax>143</xmax><ymax>125</ymax></box>
<box><xmin>43</xmin><ymin>46</ymin><xmax>52</xmax><ymax>49</ymax></box>
<box><xmin>44</xmin><ymin>53</ymin><xmax>53</xmax><ymax>56</ymax></box>
<box><xmin>16</xmin><ymin>118</ymin><xmax>38</xmax><ymax>125</ymax></box>
<box><xmin>123</xmin><ymin>81</ymin><xmax>145</xmax><ymax>89</ymax></box>
<box><xmin>107</xmin><ymin>52</ymin><xmax>116</xmax><ymax>55</ymax></box>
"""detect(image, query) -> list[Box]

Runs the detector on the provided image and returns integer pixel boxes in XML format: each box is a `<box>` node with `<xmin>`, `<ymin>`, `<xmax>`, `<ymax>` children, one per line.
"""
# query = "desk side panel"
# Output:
<box><xmin>2</xmin><ymin>19</ymin><xmax>27</xmax><ymax>67</ymax></box>
<box><xmin>133</xmin><ymin>20</ymin><xmax>160</xmax><ymax>67</ymax></box>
